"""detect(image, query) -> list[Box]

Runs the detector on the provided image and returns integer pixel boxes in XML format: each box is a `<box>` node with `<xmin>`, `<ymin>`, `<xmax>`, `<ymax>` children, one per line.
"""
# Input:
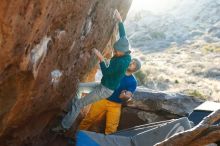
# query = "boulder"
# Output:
<box><xmin>130</xmin><ymin>87</ymin><xmax>203</xmax><ymax>115</ymax></box>
<box><xmin>118</xmin><ymin>87</ymin><xmax>203</xmax><ymax>130</ymax></box>
<box><xmin>0</xmin><ymin>0</ymin><xmax>132</xmax><ymax>145</ymax></box>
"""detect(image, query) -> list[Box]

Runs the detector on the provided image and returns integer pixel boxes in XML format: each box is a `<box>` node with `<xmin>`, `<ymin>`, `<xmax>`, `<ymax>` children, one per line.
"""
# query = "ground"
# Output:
<box><xmin>133</xmin><ymin>42</ymin><xmax>220</xmax><ymax>101</ymax></box>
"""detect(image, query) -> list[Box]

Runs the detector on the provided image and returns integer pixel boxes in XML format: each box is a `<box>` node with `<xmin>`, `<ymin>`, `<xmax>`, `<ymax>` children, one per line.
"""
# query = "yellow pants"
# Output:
<box><xmin>79</xmin><ymin>99</ymin><xmax>121</xmax><ymax>134</ymax></box>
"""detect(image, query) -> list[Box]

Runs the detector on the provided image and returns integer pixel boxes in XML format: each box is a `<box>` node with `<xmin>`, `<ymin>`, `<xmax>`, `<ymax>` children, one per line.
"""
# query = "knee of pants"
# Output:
<box><xmin>105</xmin><ymin>115</ymin><xmax>120</xmax><ymax>134</ymax></box>
<box><xmin>79</xmin><ymin>116</ymin><xmax>95</xmax><ymax>129</ymax></box>
<box><xmin>79</xmin><ymin>119</ymin><xmax>92</xmax><ymax>128</ymax></box>
<box><xmin>105</xmin><ymin>124</ymin><xmax>118</xmax><ymax>134</ymax></box>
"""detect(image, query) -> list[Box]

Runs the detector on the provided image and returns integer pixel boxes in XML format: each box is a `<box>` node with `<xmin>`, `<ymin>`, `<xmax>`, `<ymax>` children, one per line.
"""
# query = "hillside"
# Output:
<box><xmin>125</xmin><ymin>0</ymin><xmax>220</xmax><ymax>101</ymax></box>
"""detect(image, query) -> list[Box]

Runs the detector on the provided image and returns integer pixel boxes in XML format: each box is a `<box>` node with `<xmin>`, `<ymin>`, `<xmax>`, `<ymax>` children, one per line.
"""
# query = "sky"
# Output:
<box><xmin>130</xmin><ymin>0</ymin><xmax>180</xmax><ymax>14</ymax></box>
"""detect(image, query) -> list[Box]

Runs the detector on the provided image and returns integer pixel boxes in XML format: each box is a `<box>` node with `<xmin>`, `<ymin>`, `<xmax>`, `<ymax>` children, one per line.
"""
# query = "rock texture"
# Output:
<box><xmin>129</xmin><ymin>87</ymin><xmax>203</xmax><ymax>115</ymax></box>
<box><xmin>118</xmin><ymin>87</ymin><xmax>203</xmax><ymax>130</ymax></box>
<box><xmin>0</xmin><ymin>0</ymin><xmax>132</xmax><ymax>145</ymax></box>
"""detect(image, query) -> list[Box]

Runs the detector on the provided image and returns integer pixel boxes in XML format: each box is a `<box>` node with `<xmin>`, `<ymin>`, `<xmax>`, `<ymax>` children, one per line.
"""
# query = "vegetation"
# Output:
<box><xmin>175</xmin><ymin>80</ymin><xmax>179</xmax><ymax>84</ymax></box>
<box><xmin>150</xmin><ymin>31</ymin><xmax>166</xmax><ymax>39</ymax></box>
<box><xmin>134</xmin><ymin>70</ymin><xmax>147</xmax><ymax>85</ymax></box>
<box><xmin>201</xmin><ymin>44</ymin><xmax>220</xmax><ymax>53</ymax></box>
<box><xmin>184</xmin><ymin>89</ymin><xmax>208</xmax><ymax>100</ymax></box>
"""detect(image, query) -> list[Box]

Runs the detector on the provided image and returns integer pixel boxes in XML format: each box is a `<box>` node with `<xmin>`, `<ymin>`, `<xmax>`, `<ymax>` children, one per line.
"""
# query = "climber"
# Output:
<box><xmin>52</xmin><ymin>9</ymin><xmax>131</xmax><ymax>133</ymax></box>
<box><xmin>79</xmin><ymin>58</ymin><xmax>141</xmax><ymax>134</ymax></box>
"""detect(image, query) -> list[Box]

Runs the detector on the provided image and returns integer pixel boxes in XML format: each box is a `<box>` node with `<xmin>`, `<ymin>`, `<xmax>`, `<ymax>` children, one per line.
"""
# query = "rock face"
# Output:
<box><xmin>0</xmin><ymin>0</ymin><xmax>132</xmax><ymax>145</ymax></box>
<box><xmin>129</xmin><ymin>88</ymin><xmax>203</xmax><ymax>116</ymax></box>
<box><xmin>118</xmin><ymin>87</ymin><xmax>203</xmax><ymax>130</ymax></box>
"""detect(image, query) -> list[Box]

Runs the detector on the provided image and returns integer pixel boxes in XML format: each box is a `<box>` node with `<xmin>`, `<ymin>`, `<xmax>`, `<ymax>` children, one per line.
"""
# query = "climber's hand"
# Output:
<box><xmin>93</xmin><ymin>48</ymin><xmax>104</xmax><ymax>62</ymax></box>
<box><xmin>114</xmin><ymin>9</ymin><xmax>122</xmax><ymax>22</ymax></box>
<box><xmin>119</xmin><ymin>90</ymin><xmax>132</xmax><ymax>102</ymax></box>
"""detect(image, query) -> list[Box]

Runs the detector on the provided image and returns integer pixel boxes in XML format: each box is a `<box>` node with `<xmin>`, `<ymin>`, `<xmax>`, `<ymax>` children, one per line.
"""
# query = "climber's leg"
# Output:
<box><xmin>105</xmin><ymin>100</ymin><xmax>121</xmax><ymax>134</ymax></box>
<box><xmin>65</xmin><ymin>82</ymin><xmax>100</xmax><ymax>111</ymax></box>
<box><xmin>61</xmin><ymin>84</ymin><xmax>113</xmax><ymax>129</ymax></box>
<box><xmin>52</xmin><ymin>82</ymin><xmax>100</xmax><ymax>133</ymax></box>
<box><xmin>79</xmin><ymin>99</ymin><xmax>107</xmax><ymax>131</ymax></box>
<box><xmin>76</xmin><ymin>82</ymin><xmax>101</xmax><ymax>99</ymax></box>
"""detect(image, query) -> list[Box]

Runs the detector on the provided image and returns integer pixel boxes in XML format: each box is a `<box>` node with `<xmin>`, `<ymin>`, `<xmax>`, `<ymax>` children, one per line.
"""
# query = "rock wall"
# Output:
<box><xmin>118</xmin><ymin>87</ymin><xmax>203</xmax><ymax>130</ymax></box>
<box><xmin>0</xmin><ymin>0</ymin><xmax>132</xmax><ymax>145</ymax></box>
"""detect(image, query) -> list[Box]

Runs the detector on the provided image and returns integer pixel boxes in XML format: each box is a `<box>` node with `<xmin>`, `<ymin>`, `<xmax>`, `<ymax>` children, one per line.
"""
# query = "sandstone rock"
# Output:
<box><xmin>130</xmin><ymin>87</ymin><xmax>203</xmax><ymax>116</ymax></box>
<box><xmin>0</xmin><ymin>0</ymin><xmax>132</xmax><ymax>145</ymax></box>
<box><xmin>118</xmin><ymin>87</ymin><xmax>203</xmax><ymax>129</ymax></box>
<box><xmin>118</xmin><ymin>107</ymin><xmax>178</xmax><ymax>130</ymax></box>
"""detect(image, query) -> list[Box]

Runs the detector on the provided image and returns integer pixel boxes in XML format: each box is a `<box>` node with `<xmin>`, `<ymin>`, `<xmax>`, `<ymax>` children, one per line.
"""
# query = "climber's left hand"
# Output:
<box><xmin>114</xmin><ymin>9</ymin><xmax>122</xmax><ymax>22</ymax></box>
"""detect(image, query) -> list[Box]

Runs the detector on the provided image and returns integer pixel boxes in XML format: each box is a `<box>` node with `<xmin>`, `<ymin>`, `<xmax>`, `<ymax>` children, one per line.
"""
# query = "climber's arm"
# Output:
<box><xmin>93</xmin><ymin>48</ymin><xmax>104</xmax><ymax>62</ymax></box>
<box><xmin>93</xmin><ymin>48</ymin><xmax>119</xmax><ymax>75</ymax></box>
<box><xmin>115</xmin><ymin>9</ymin><xmax>126</xmax><ymax>38</ymax></box>
<box><xmin>119</xmin><ymin>80</ymin><xmax>137</xmax><ymax>102</ymax></box>
<box><xmin>118</xmin><ymin>22</ymin><xmax>126</xmax><ymax>38</ymax></box>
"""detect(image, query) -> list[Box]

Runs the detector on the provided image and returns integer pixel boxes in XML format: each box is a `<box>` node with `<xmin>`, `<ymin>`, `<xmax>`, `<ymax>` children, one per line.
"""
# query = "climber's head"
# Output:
<box><xmin>113</xmin><ymin>37</ymin><xmax>130</xmax><ymax>57</ymax></box>
<box><xmin>113</xmin><ymin>49</ymin><xmax>125</xmax><ymax>57</ymax></box>
<box><xmin>127</xmin><ymin>58</ymin><xmax>142</xmax><ymax>73</ymax></box>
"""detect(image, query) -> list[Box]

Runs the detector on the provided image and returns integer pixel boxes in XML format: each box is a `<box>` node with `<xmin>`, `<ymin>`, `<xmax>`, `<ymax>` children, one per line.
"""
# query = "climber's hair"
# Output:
<box><xmin>132</xmin><ymin>58</ymin><xmax>142</xmax><ymax>72</ymax></box>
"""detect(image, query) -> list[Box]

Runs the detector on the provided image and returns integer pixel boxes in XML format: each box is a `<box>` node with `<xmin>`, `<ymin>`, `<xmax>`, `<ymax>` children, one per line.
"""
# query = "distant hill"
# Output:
<box><xmin>125</xmin><ymin>0</ymin><xmax>220</xmax><ymax>52</ymax></box>
<box><xmin>125</xmin><ymin>0</ymin><xmax>220</xmax><ymax>101</ymax></box>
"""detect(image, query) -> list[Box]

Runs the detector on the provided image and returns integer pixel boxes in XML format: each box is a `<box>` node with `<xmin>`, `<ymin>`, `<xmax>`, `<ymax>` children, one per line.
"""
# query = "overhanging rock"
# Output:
<box><xmin>0</xmin><ymin>0</ymin><xmax>132</xmax><ymax>145</ymax></box>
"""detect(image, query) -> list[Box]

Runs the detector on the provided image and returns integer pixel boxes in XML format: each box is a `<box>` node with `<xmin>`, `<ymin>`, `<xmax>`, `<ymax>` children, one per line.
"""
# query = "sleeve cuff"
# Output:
<box><xmin>100</xmin><ymin>61</ymin><xmax>106</xmax><ymax>68</ymax></box>
<box><xmin>118</xmin><ymin>22</ymin><xmax>124</xmax><ymax>28</ymax></box>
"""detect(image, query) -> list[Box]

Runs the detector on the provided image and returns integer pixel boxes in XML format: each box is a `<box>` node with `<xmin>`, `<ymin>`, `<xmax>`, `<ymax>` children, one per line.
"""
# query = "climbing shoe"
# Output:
<box><xmin>51</xmin><ymin>124</ymin><xmax>67</xmax><ymax>134</ymax></box>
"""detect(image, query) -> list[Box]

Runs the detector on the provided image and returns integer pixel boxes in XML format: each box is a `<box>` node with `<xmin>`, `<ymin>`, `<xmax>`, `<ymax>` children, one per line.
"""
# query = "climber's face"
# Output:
<box><xmin>114</xmin><ymin>49</ymin><xmax>125</xmax><ymax>57</ymax></box>
<box><xmin>127</xmin><ymin>59</ymin><xmax>137</xmax><ymax>72</ymax></box>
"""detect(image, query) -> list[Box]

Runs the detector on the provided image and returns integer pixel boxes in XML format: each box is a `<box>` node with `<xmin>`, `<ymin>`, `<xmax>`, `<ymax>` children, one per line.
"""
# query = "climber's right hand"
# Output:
<box><xmin>119</xmin><ymin>90</ymin><xmax>133</xmax><ymax>102</ymax></box>
<box><xmin>93</xmin><ymin>48</ymin><xmax>104</xmax><ymax>62</ymax></box>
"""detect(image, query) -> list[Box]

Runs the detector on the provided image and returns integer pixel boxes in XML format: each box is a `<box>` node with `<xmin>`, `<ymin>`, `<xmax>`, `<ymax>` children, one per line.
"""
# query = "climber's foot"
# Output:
<box><xmin>67</xmin><ymin>137</ymin><xmax>75</xmax><ymax>146</ymax></box>
<box><xmin>51</xmin><ymin>124</ymin><xmax>67</xmax><ymax>134</ymax></box>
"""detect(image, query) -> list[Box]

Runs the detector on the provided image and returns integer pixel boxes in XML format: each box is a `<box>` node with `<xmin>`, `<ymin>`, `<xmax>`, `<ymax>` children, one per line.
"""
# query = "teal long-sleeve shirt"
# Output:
<box><xmin>119</xmin><ymin>22</ymin><xmax>126</xmax><ymax>38</ymax></box>
<box><xmin>100</xmin><ymin>22</ymin><xmax>131</xmax><ymax>90</ymax></box>
<box><xmin>100</xmin><ymin>54</ymin><xmax>131</xmax><ymax>90</ymax></box>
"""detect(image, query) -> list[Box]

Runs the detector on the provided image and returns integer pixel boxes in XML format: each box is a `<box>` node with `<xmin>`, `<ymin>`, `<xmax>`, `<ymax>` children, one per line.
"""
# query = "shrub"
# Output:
<box><xmin>175</xmin><ymin>80</ymin><xmax>179</xmax><ymax>84</ymax></box>
<box><xmin>184</xmin><ymin>89</ymin><xmax>207</xmax><ymax>100</ymax></box>
<box><xmin>202</xmin><ymin>44</ymin><xmax>220</xmax><ymax>53</ymax></box>
<box><xmin>134</xmin><ymin>70</ymin><xmax>147</xmax><ymax>85</ymax></box>
<box><xmin>150</xmin><ymin>31</ymin><xmax>166</xmax><ymax>39</ymax></box>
